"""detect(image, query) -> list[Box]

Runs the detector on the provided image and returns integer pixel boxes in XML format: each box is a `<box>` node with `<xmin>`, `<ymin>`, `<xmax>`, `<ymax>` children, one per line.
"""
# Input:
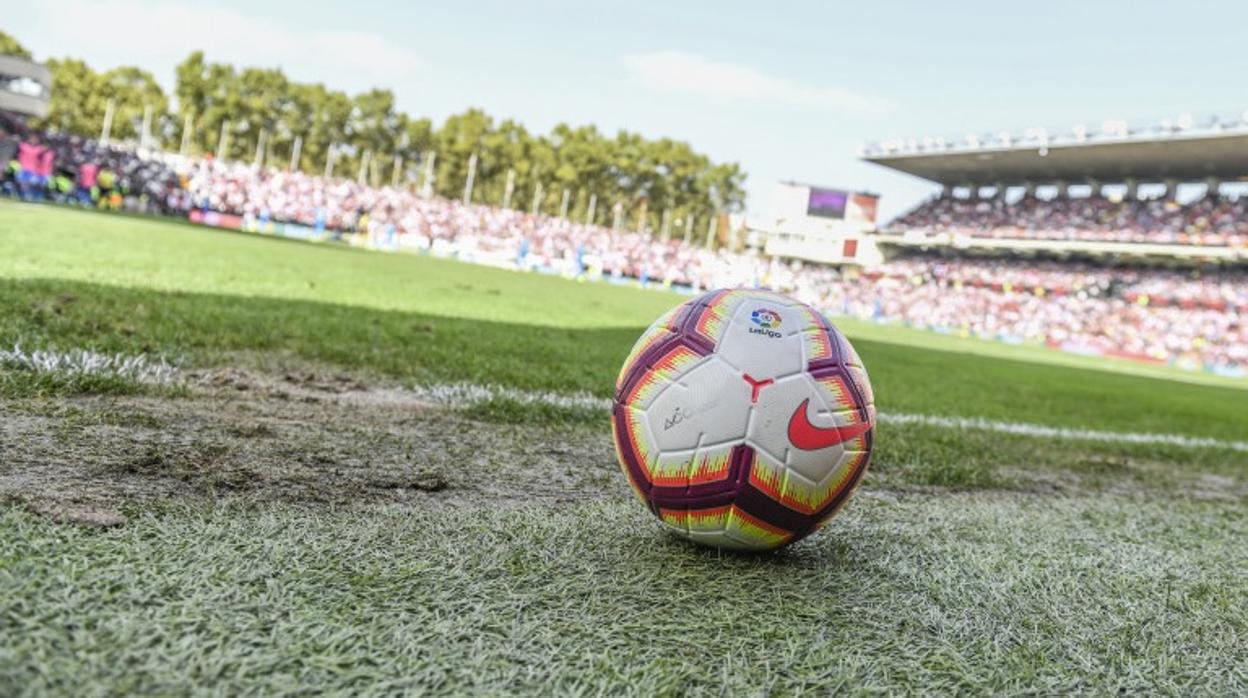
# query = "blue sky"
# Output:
<box><xmin>10</xmin><ymin>0</ymin><xmax>1248</xmax><ymax>219</ymax></box>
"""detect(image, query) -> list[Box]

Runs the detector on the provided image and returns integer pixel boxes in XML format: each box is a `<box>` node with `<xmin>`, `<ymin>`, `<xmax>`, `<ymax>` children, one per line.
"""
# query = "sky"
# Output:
<box><xmin>9</xmin><ymin>0</ymin><xmax>1248</xmax><ymax>221</ymax></box>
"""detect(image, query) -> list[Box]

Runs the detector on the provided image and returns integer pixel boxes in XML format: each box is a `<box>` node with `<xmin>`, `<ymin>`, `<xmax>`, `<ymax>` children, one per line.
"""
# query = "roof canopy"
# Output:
<box><xmin>864</xmin><ymin>131</ymin><xmax>1248</xmax><ymax>186</ymax></box>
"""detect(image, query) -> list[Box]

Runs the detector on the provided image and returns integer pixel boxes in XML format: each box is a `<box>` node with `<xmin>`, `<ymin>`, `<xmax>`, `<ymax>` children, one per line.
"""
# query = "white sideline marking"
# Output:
<box><xmin>877</xmin><ymin>412</ymin><xmax>1248</xmax><ymax>454</ymax></box>
<box><xmin>0</xmin><ymin>345</ymin><xmax>177</xmax><ymax>384</ymax></box>
<box><xmin>402</xmin><ymin>382</ymin><xmax>1248</xmax><ymax>454</ymax></box>
<box><xmin>3</xmin><ymin>352</ymin><xmax>1239</xmax><ymax>453</ymax></box>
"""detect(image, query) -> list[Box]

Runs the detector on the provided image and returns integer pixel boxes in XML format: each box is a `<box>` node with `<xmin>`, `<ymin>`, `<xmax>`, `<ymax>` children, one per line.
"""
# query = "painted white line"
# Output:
<box><xmin>402</xmin><ymin>382</ymin><xmax>610</xmax><ymax>411</ymax></box>
<box><xmin>4</xmin><ymin>354</ymin><xmax>1238</xmax><ymax>453</ymax></box>
<box><xmin>396</xmin><ymin>382</ymin><xmax>1248</xmax><ymax>454</ymax></box>
<box><xmin>0</xmin><ymin>345</ymin><xmax>177</xmax><ymax>384</ymax></box>
<box><xmin>876</xmin><ymin>412</ymin><xmax>1248</xmax><ymax>454</ymax></box>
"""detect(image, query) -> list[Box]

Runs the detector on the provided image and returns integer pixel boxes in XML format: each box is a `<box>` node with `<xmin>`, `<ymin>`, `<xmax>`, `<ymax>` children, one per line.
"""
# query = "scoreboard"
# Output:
<box><xmin>764</xmin><ymin>181</ymin><xmax>882</xmax><ymax>265</ymax></box>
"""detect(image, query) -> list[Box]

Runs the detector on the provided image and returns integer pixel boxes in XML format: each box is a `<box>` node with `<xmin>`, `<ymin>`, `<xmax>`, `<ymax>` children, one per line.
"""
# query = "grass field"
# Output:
<box><xmin>1</xmin><ymin>202</ymin><xmax>1246</xmax><ymax>695</ymax></box>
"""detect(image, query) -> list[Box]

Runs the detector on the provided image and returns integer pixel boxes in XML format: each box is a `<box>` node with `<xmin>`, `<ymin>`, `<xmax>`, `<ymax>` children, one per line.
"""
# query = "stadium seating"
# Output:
<box><xmin>3</xmin><ymin>125</ymin><xmax>1244</xmax><ymax>374</ymax></box>
<box><xmin>891</xmin><ymin>193</ymin><xmax>1248</xmax><ymax>247</ymax></box>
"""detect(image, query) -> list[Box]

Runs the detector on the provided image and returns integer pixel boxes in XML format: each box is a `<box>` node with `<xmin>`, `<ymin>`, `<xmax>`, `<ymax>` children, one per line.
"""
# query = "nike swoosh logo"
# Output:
<box><xmin>787</xmin><ymin>398</ymin><xmax>873</xmax><ymax>451</ymax></box>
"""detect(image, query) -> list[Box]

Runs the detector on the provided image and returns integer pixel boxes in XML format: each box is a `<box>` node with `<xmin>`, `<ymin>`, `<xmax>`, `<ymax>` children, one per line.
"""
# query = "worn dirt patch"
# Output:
<box><xmin>0</xmin><ymin>368</ymin><xmax>625</xmax><ymax>523</ymax></box>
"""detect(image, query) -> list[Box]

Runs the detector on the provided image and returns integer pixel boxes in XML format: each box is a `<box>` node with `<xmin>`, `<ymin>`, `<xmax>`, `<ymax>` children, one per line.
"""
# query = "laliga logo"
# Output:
<box><xmin>749</xmin><ymin>308</ymin><xmax>783</xmax><ymax>339</ymax></box>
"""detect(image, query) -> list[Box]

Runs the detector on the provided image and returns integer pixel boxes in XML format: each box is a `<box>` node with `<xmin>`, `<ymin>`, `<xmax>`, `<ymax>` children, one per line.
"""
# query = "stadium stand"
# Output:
<box><xmin>890</xmin><ymin>193</ymin><xmax>1248</xmax><ymax>247</ymax></box>
<box><xmin>2</xmin><ymin>121</ymin><xmax>1244</xmax><ymax>376</ymax></box>
<box><xmin>0</xmin><ymin>120</ymin><xmax>188</xmax><ymax>213</ymax></box>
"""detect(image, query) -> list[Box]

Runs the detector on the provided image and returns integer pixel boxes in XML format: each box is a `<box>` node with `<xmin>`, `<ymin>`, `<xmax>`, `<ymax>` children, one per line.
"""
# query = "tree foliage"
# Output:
<box><xmin>27</xmin><ymin>40</ymin><xmax>746</xmax><ymax>224</ymax></box>
<box><xmin>0</xmin><ymin>31</ymin><xmax>32</xmax><ymax>59</ymax></box>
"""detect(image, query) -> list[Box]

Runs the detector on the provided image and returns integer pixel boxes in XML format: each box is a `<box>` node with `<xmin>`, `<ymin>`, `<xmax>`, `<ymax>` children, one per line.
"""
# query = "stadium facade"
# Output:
<box><xmin>760</xmin><ymin>181</ymin><xmax>882</xmax><ymax>265</ymax></box>
<box><xmin>0</xmin><ymin>54</ymin><xmax>51</xmax><ymax>119</ymax></box>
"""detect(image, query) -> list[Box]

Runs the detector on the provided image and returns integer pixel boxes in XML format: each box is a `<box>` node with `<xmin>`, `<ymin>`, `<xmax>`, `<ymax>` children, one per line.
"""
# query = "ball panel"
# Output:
<box><xmin>791</xmin><ymin>302</ymin><xmax>839</xmax><ymax>365</ymax></box>
<box><xmin>745</xmin><ymin>449</ymin><xmax>853</xmax><ymax>516</ymax></box>
<box><xmin>621</xmin><ymin>341</ymin><xmax>706</xmax><ymax>410</ymax></box>
<box><xmin>644</xmin><ymin>356</ymin><xmax>751</xmax><ymax>453</ymax></box>
<box><xmin>687</xmin><ymin>289</ymin><xmax>740</xmax><ymax>348</ymax></box>
<box><xmin>743</xmin><ymin>373</ymin><xmax>816</xmax><ymax>464</ymax></box>
<box><xmin>615</xmin><ymin>302</ymin><xmax>685</xmax><ymax>392</ymax></box>
<box><xmin>610</xmin><ymin>411</ymin><xmax>650</xmax><ymax>504</ymax></box>
<box><xmin>723</xmin><ymin>504</ymin><xmax>795</xmax><ymax>549</ymax></box>
<box><xmin>659</xmin><ymin>504</ymin><xmax>728</xmax><ymax>535</ymax></box>
<box><xmin>646</xmin><ymin>444</ymin><xmax>752</xmax><ymax>506</ymax></box>
<box><xmin>659</xmin><ymin>504</ymin><xmax>794</xmax><ymax>551</ymax></box>
<box><xmin>715</xmin><ymin>299</ymin><xmax>807</xmax><ymax>382</ymax></box>
<box><xmin>612</xmin><ymin>402</ymin><xmax>656</xmax><ymax>494</ymax></box>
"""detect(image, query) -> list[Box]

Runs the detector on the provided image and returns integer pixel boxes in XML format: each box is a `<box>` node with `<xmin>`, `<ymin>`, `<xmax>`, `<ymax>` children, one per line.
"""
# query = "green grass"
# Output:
<box><xmin>2</xmin><ymin>497</ymin><xmax>1245</xmax><ymax>695</ymax></box>
<box><xmin>2</xmin><ymin>203</ymin><xmax>1247</xmax><ymax>695</ymax></box>
<box><xmin>0</xmin><ymin>202</ymin><xmax>1244</xmax><ymax>439</ymax></box>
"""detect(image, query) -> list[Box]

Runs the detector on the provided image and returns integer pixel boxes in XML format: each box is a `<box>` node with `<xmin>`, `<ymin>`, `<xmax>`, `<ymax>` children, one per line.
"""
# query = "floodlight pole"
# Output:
<box><xmin>421</xmin><ymin>151</ymin><xmax>436</xmax><ymax>198</ymax></box>
<box><xmin>217</xmin><ymin>121</ymin><xmax>230</xmax><ymax>160</ymax></box>
<box><xmin>705</xmin><ymin>214</ymin><xmax>716</xmax><ymax>249</ymax></box>
<box><xmin>180</xmin><ymin>113</ymin><xmax>194</xmax><ymax>156</ymax></box>
<box><xmin>530</xmin><ymin>180</ymin><xmax>544</xmax><ymax>216</ymax></box>
<box><xmin>502</xmin><ymin>168</ymin><xmax>515</xmax><ymax>208</ymax></box>
<box><xmin>462</xmin><ymin>152</ymin><xmax>478</xmax><ymax>205</ymax></box>
<box><xmin>253</xmin><ymin>129</ymin><xmax>267</xmax><ymax>169</ymax></box>
<box><xmin>325</xmin><ymin>144</ymin><xmax>338</xmax><ymax>178</ymax></box>
<box><xmin>358</xmin><ymin>149</ymin><xmax>372</xmax><ymax>184</ymax></box>
<box><xmin>660</xmin><ymin>209</ymin><xmax>671</xmax><ymax>241</ymax></box>
<box><xmin>683</xmin><ymin>215</ymin><xmax>693</xmax><ymax>243</ymax></box>
<box><xmin>559</xmin><ymin>188</ymin><xmax>571</xmax><ymax>219</ymax></box>
<box><xmin>99</xmin><ymin>100</ymin><xmax>115</xmax><ymax>146</ymax></box>
<box><xmin>140</xmin><ymin>105</ymin><xmax>152</xmax><ymax>150</ymax></box>
<box><xmin>586</xmin><ymin>194</ymin><xmax>597</xmax><ymax>226</ymax></box>
<box><xmin>290</xmin><ymin>135</ymin><xmax>303</xmax><ymax>172</ymax></box>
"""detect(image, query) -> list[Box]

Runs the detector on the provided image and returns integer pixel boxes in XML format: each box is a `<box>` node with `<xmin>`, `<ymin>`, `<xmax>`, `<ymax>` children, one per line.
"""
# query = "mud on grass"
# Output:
<box><xmin>0</xmin><ymin>368</ymin><xmax>625</xmax><ymax>526</ymax></box>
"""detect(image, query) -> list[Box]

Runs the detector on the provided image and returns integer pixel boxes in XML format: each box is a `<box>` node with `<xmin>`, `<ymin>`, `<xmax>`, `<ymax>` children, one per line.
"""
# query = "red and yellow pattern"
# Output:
<box><xmin>659</xmin><ymin>504</ymin><xmax>794</xmax><ymax>548</ymax></box>
<box><xmin>748</xmin><ymin>449</ymin><xmax>865</xmax><ymax>515</ymax></box>
<box><xmin>617</xmin><ymin>406</ymin><xmax>656</xmax><ymax>486</ymax></box>
<box><xmin>795</xmin><ymin>304</ymin><xmax>835</xmax><ymax>363</ymax></box>
<box><xmin>610</xmin><ymin>412</ymin><xmax>649</xmax><ymax>503</ymax></box>
<box><xmin>811</xmin><ymin>374</ymin><xmax>872</xmax><ymax>449</ymax></box>
<box><xmin>689</xmin><ymin>446</ymin><xmax>734</xmax><ymax>485</ymax></box>
<box><xmin>615</xmin><ymin>303</ymin><xmax>683</xmax><ymax>391</ymax></box>
<box><xmin>648</xmin><ymin>452</ymin><xmax>696</xmax><ymax>488</ymax></box>
<box><xmin>621</xmin><ymin>344</ymin><xmax>703</xmax><ymax>408</ymax></box>
<box><xmin>839</xmin><ymin>340</ymin><xmax>876</xmax><ymax>413</ymax></box>
<box><xmin>691</xmin><ymin>290</ymin><xmax>736</xmax><ymax>346</ymax></box>
<box><xmin>645</xmin><ymin>445</ymin><xmax>734</xmax><ymax>489</ymax></box>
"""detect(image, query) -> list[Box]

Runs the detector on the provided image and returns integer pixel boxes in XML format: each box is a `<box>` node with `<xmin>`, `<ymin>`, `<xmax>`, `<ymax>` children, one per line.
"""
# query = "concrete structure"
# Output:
<box><xmin>0</xmin><ymin>55</ymin><xmax>51</xmax><ymax>118</ymax></box>
<box><xmin>862</xmin><ymin>113</ymin><xmax>1248</xmax><ymax>262</ymax></box>
<box><xmin>761</xmin><ymin>181</ymin><xmax>883</xmax><ymax>266</ymax></box>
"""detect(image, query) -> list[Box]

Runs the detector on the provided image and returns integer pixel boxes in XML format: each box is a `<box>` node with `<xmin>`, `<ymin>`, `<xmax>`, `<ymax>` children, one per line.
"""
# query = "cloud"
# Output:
<box><xmin>18</xmin><ymin>0</ymin><xmax>420</xmax><ymax>97</ymax></box>
<box><xmin>621</xmin><ymin>50</ymin><xmax>883</xmax><ymax>114</ymax></box>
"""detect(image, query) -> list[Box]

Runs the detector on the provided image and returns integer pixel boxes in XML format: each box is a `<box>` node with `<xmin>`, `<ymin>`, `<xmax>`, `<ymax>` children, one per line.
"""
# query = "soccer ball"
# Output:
<box><xmin>611</xmin><ymin>289</ymin><xmax>876</xmax><ymax>551</ymax></box>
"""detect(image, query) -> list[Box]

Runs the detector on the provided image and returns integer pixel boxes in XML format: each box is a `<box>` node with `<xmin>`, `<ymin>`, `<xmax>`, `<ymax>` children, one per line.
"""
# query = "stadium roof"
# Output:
<box><xmin>862</xmin><ymin>120</ymin><xmax>1248</xmax><ymax>186</ymax></box>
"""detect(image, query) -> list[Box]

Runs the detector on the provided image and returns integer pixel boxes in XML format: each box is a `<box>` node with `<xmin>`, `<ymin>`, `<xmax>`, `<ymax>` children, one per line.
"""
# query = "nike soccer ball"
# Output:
<box><xmin>611</xmin><ymin>288</ymin><xmax>875</xmax><ymax>551</ymax></box>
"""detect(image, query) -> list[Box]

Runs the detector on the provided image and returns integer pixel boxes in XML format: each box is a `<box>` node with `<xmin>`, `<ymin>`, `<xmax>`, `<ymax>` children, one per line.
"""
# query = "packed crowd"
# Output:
<box><xmin>3</xmin><ymin>123</ymin><xmax>1244</xmax><ymax>372</ymax></box>
<box><xmin>783</xmin><ymin>256</ymin><xmax>1247</xmax><ymax>371</ymax></box>
<box><xmin>0</xmin><ymin>124</ymin><xmax>190</xmax><ymax>214</ymax></box>
<box><xmin>181</xmin><ymin>158</ymin><xmax>751</xmax><ymax>287</ymax></box>
<box><xmin>181</xmin><ymin>157</ymin><xmax>1244</xmax><ymax>370</ymax></box>
<box><xmin>892</xmin><ymin>193</ymin><xmax>1248</xmax><ymax>246</ymax></box>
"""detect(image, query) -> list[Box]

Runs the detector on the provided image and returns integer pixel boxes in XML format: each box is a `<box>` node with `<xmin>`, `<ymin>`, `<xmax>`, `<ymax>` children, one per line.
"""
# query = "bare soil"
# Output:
<box><xmin>0</xmin><ymin>368</ymin><xmax>625</xmax><ymax>526</ymax></box>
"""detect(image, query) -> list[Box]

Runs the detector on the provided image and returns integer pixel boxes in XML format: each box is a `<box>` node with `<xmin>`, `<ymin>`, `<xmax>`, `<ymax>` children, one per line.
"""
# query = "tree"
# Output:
<box><xmin>30</xmin><ymin>45</ymin><xmax>749</xmax><ymax>219</ymax></box>
<box><xmin>36</xmin><ymin>58</ymin><xmax>108</xmax><ymax>137</ymax></box>
<box><xmin>0</xmin><ymin>31</ymin><xmax>32</xmax><ymax>59</ymax></box>
<box><xmin>99</xmin><ymin>66</ymin><xmax>169</xmax><ymax>144</ymax></box>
